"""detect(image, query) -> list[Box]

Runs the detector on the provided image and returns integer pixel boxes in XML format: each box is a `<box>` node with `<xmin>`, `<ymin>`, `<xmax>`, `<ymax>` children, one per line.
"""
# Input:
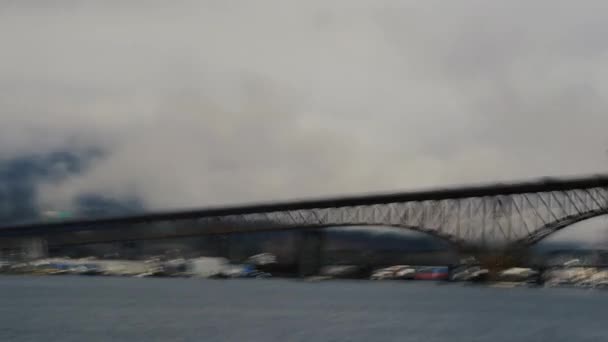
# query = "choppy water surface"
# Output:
<box><xmin>0</xmin><ymin>276</ymin><xmax>606</xmax><ymax>342</ymax></box>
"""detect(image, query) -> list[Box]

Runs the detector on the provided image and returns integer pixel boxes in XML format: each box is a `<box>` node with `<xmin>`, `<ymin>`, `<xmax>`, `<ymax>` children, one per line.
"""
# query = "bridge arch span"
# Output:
<box><xmin>511</xmin><ymin>209</ymin><xmax>608</xmax><ymax>247</ymax></box>
<box><xmin>1</xmin><ymin>175</ymin><xmax>607</xmax><ymax>250</ymax></box>
<box><xmin>296</xmin><ymin>223</ymin><xmax>466</xmax><ymax>248</ymax></box>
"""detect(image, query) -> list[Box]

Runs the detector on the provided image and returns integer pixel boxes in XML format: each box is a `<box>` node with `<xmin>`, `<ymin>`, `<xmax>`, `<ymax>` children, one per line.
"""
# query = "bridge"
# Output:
<box><xmin>1</xmin><ymin>175</ymin><xmax>608</xmax><ymax>261</ymax></box>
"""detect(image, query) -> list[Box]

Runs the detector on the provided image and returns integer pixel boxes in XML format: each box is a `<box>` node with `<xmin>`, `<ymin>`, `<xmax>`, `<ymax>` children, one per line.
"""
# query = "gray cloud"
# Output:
<box><xmin>1</xmin><ymin>1</ymin><xmax>608</xmax><ymax>211</ymax></box>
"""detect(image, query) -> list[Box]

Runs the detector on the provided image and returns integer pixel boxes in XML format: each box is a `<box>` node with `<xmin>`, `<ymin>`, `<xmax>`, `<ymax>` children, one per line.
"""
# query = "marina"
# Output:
<box><xmin>5</xmin><ymin>255</ymin><xmax>608</xmax><ymax>289</ymax></box>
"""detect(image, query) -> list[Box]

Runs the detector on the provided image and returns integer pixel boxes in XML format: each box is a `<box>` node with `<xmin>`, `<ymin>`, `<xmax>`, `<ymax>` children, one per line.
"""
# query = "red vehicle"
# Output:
<box><xmin>414</xmin><ymin>266</ymin><xmax>450</xmax><ymax>280</ymax></box>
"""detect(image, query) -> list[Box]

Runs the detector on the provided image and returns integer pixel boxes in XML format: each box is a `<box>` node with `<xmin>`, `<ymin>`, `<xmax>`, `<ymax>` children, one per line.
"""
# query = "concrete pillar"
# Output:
<box><xmin>19</xmin><ymin>237</ymin><xmax>48</xmax><ymax>260</ymax></box>
<box><xmin>205</xmin><ymin>235</ymin><xmax>232</xmax><ymax>260</ymax></box>
<box><xmin>297</xmin><ymin>230</ymin><xmax>325</xmax><ymax>277</ymax></box>
<box><xmin>217</xmin><ymin>235</ymin><xmax>231</xmax><ymax>260</ymax></box>
<box><xmin>119</xmin><ymin>241</ymin><xmax>142</xmax><ymax>260</ymax></box>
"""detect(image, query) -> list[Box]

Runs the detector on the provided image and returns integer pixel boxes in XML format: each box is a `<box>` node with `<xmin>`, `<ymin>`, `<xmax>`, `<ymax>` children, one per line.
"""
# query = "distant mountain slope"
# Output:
<box><xmin>0</xmin><ymin>150</ymin><xmax>143</xmax><ymax>225</ymax></box>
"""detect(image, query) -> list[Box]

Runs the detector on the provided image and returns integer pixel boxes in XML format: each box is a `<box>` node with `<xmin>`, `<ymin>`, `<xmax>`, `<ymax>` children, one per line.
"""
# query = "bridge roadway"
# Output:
<box><xmin>1</xmin><ymin>174</ymin><xmax>608</xmax><ymax>260</ymax></box>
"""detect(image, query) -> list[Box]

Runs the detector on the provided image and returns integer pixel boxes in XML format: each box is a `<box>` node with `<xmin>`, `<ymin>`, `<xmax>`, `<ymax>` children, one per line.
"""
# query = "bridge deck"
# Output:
<box><xmin>0</xmin><ymin>174</ymin><xmax>607</xmax><ymax>248</ymax></box>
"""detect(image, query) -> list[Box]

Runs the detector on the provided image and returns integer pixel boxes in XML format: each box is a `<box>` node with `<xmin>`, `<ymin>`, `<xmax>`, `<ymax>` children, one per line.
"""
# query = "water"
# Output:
<box><xmin>1</xmin><ymin>276</ymin><xmax>606</xmax><ymax>342</ymax></box>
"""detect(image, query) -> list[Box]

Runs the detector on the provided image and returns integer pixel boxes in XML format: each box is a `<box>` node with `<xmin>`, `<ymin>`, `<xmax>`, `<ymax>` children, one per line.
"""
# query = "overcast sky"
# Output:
<box><xmin>1</xmin><ymin>1</ymin><xmax>608</xmax><ymax>211</ymax></box>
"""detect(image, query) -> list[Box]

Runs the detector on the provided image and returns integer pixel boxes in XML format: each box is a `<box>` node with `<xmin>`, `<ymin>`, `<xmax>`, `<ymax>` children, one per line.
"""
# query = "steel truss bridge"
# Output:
<box><xmin>1</xmin><ymin>175</ymin><xmax>608</xmax><ymax>252</ymax></box>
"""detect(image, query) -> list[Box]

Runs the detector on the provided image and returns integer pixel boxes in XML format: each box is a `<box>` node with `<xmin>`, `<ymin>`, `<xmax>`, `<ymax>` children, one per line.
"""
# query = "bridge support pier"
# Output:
<box><xmin>119</xmin><ymin>241</ymin><xmax>142</xmax><ymax>260</ymax></box>
<box><xmin>18</xmin><ymin>237</ymin><xmax>48</xmax><ymax>260</ymax></box>
<box><xmin>297</xmin><ymin>230</ymin><xmax>325</xmax><ymax>277</ymax></box>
